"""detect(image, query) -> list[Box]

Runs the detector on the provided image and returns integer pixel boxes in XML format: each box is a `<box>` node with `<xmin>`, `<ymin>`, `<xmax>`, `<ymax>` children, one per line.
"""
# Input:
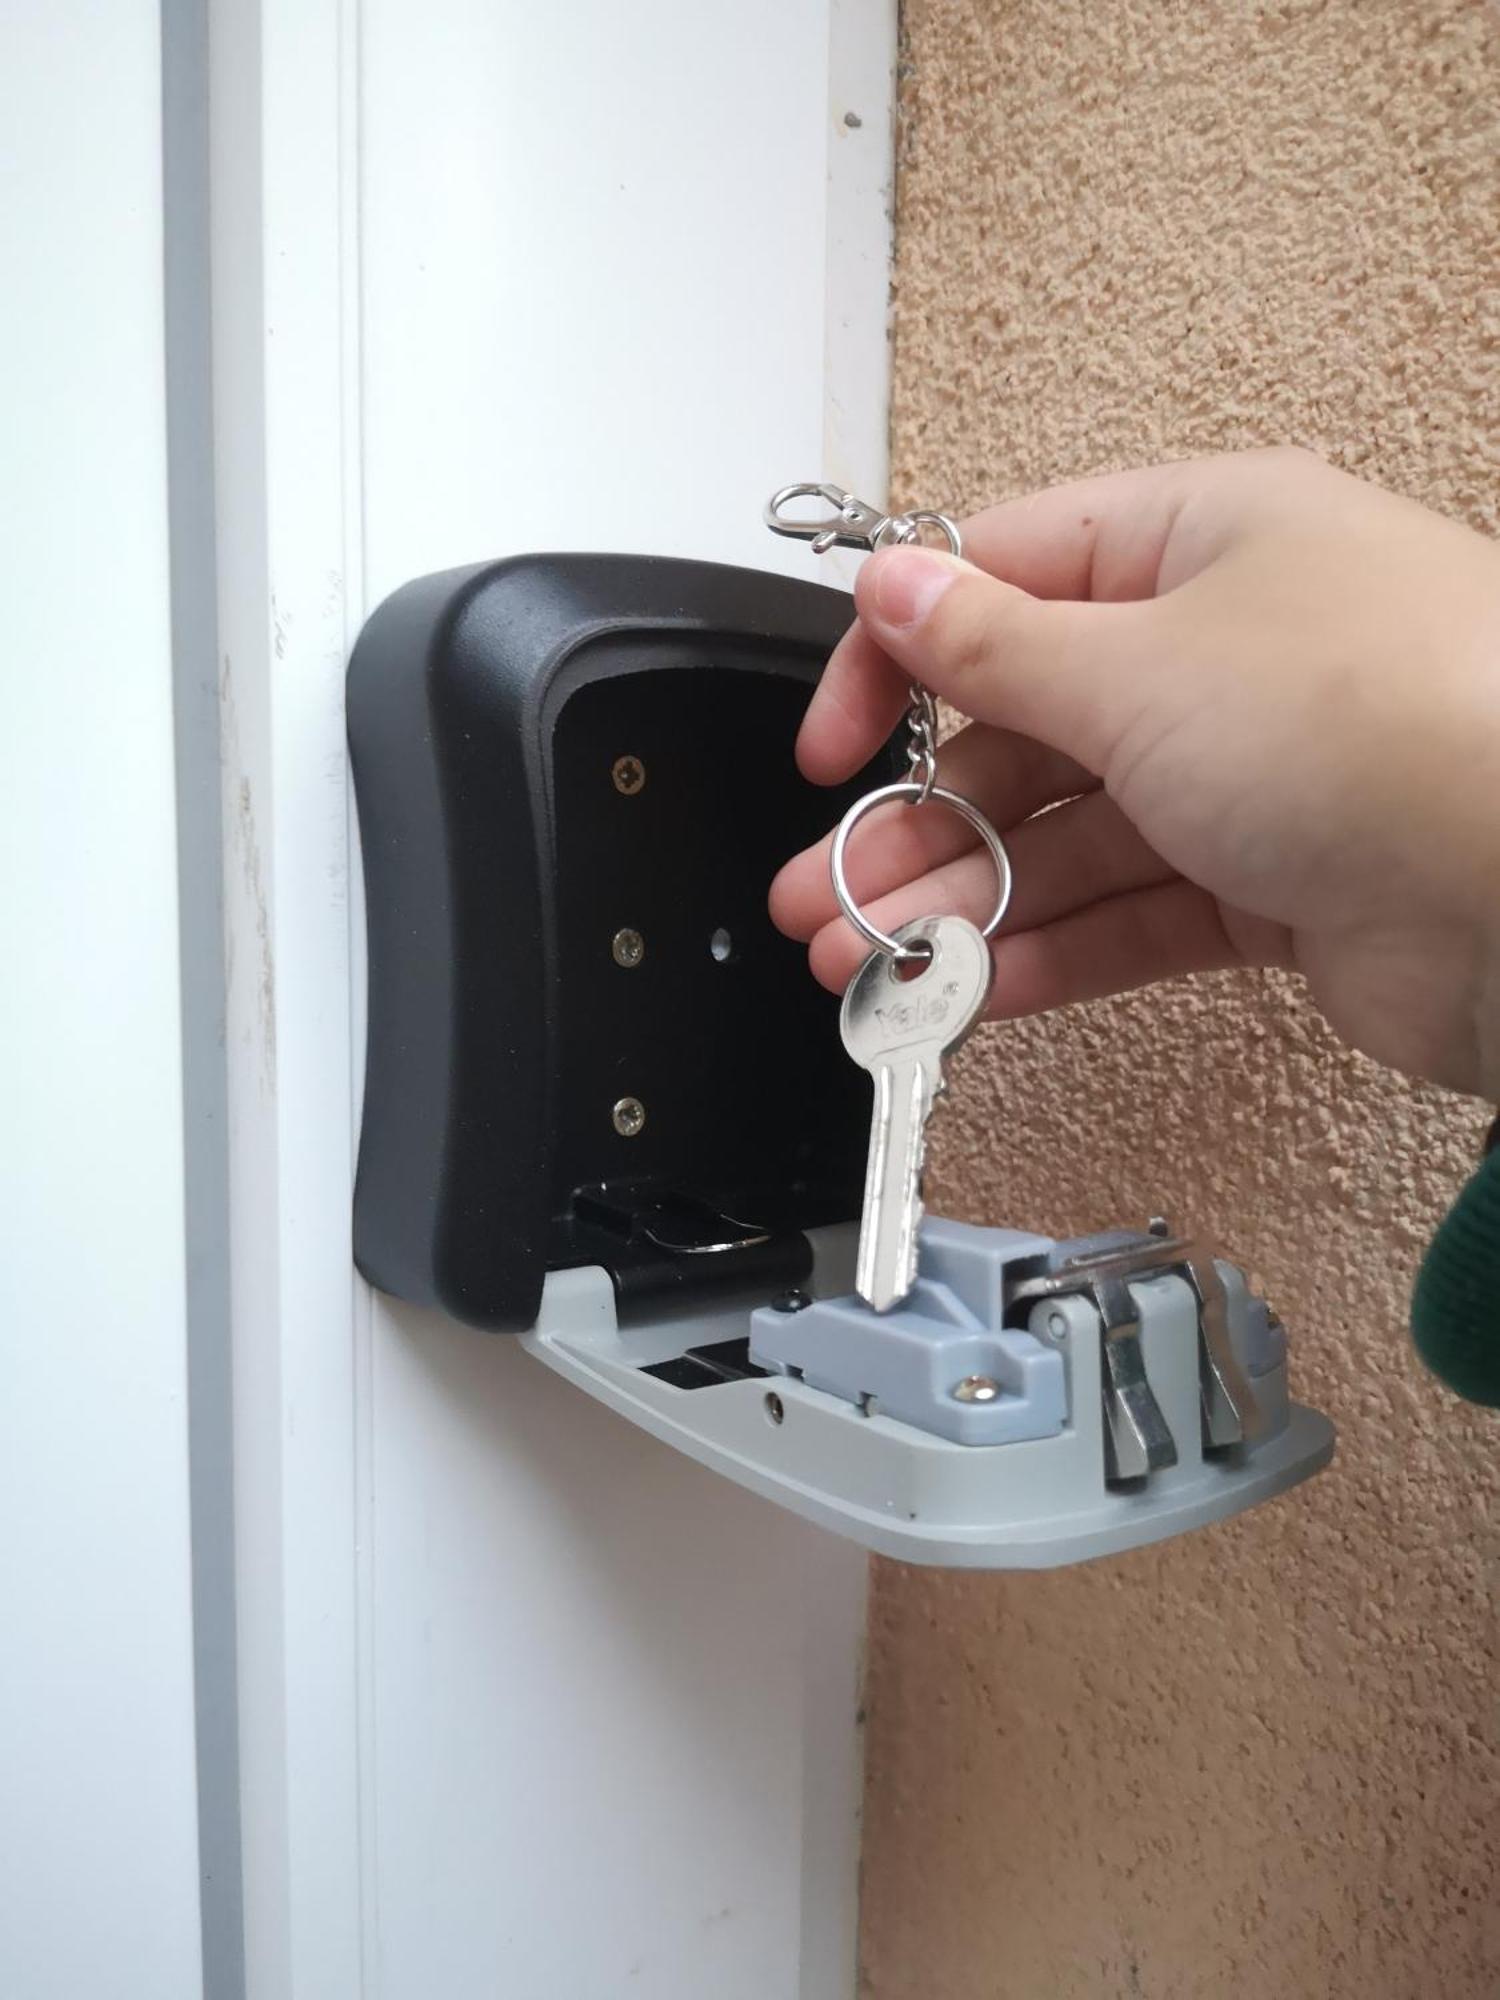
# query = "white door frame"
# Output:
<box><xmin>207</xmin><ymin>4</ymin><xmax>896</xmax><ymax>1995</ymax></box>
<box><xmin>3</xmin><ymin>7</ymin><xmax>204</xmax><ymax>1997</ymax></box>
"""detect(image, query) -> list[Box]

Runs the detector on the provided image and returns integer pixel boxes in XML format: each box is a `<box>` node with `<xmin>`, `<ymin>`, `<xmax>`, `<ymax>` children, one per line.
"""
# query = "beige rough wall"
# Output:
<box><xmin>860</xmin><ymin>3</ymin><xmax>1500</xmax><ymax>1996</ymax></box>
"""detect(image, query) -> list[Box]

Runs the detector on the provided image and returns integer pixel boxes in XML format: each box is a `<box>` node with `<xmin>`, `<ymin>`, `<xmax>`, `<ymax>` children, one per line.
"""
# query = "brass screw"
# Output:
<box><xmin>611</xmin><ymin>927</ymin><xmax>645</xmax><ymax>969</ymax></box>
<box><xmin>612</xmin><ymin>1096</ymin><xmax>646</xmax><ymax>1138</ymax></box>
<box><xmin>612</xmin><ymin>755</ymin><xmax>645</xmax><ymax>796</ymax></box>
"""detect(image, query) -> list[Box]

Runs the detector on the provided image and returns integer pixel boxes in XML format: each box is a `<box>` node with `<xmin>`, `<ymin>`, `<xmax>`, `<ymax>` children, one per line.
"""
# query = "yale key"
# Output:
<box><xmin>841</xmin><ymin>915</ymin><xmax>993</xmax><ymax>1312</ymax></box>
<box><xmin>767</xmin><ymin>481</ymin><xmax>1014</xmax><ymax>1314</ymax></box>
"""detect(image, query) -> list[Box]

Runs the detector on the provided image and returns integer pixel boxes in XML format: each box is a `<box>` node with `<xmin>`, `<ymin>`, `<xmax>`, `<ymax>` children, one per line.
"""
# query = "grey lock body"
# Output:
<box><xmin>523</xmin><ymin>1215</ymin><xmax>1333</xmax><ymax>1570</ymax></box>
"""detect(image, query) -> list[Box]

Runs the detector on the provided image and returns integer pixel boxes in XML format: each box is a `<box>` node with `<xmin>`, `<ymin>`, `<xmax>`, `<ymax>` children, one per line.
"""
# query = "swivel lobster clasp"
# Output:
<box><xmin>765</xmin><ymin>482</ymin><xmax>966</xmax><ymax>564</ymax></box>
<box><xmin>763</xmin><ymin>482</ymin><xmax>896</xmax><ymax>554</ymax></box>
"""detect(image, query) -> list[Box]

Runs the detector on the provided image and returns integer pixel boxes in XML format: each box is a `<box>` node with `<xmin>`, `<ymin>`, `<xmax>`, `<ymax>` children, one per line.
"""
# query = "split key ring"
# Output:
<box><xmin>830</xmin><ymin>780</ymin><xmax>1013</xmax><ymax>963</ymax></box>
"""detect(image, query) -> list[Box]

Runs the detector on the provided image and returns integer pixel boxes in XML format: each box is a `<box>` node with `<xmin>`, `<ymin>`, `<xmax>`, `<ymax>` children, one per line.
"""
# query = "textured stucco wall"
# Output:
<box><xmin>859</xmin><ymin>3</ymin><xmax>1500</xmax><ymax>1995</ymax></box>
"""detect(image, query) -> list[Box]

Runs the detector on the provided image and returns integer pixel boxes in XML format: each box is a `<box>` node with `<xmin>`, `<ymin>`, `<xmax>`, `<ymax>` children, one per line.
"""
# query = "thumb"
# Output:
<box><xmin>854</xmin><ymin>545</ymin><xmax>1160</xmax><ymax>774</ymax></box>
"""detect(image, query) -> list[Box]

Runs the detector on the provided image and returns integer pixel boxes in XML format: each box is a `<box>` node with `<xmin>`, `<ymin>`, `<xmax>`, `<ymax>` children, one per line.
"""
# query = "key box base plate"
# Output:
<box><xmin>522</xmin><ymin>1224</ymin><xmax>1335</xmax><ymax>1570</ymax></box>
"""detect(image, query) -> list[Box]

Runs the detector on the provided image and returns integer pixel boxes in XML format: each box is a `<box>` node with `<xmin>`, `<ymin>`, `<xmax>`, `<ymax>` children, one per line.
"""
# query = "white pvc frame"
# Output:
<box><xmin>208</xmin><ymin>3</ymin><xmax>896</xmax><ymax>1993</ymax></box>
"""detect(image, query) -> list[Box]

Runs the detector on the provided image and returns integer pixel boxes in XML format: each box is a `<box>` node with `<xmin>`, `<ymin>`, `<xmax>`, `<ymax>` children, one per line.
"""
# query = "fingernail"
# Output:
<box><xmin>866</xmin><ymin>547</ymin><xmax>962</xmax><ymax>630</ymax></box>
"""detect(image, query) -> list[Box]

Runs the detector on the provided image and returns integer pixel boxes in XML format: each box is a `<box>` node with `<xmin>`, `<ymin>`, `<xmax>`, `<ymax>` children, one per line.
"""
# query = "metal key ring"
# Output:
<box><xmin>830</xmin><ymin>781</ymin><xmax>1013</xmax><ymax>960</ymax></box>
<box><xmin>887</xmin><ymin>509</ymin><xmax>963</xmax><ymax>558</ymax></box>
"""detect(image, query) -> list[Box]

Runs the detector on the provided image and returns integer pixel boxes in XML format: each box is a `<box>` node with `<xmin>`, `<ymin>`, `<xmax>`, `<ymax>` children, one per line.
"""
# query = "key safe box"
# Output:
<box><xmin>348</xmin><ymin>552</ymin><xmax>897</xmax><ymax>1330</ymax></box>
<box><xmin>348</xmin><ymin>552</ymin><xmax>1334</xmax><ymax>1568</ymax></box>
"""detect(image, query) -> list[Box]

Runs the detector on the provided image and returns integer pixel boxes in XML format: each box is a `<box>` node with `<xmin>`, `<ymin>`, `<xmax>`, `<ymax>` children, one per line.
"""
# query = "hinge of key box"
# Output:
<box><xmin>1003</xmin><ymin>1222</ymin><xmax>1264</xmax><ymax>1486</ymax></box>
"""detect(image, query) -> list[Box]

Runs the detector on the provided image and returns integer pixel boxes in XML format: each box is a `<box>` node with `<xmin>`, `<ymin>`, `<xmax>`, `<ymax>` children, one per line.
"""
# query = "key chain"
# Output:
<box><xmin>766</xmin><ymin>483</ymin><xmax>1016</xmax><ymax>1310</ymax></box>
<box><xmin>764</xmin><ymin>482</ymin><xmax>1014</xmax><ymax>962</ymax></box>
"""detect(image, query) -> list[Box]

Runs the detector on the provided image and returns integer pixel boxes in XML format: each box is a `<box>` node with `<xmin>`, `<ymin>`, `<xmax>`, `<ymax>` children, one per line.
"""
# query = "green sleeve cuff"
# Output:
<box><xmin>1411</xmin><ymin>1144</ymin><xmax>1500</xmax><ymax>1406</ymax></box>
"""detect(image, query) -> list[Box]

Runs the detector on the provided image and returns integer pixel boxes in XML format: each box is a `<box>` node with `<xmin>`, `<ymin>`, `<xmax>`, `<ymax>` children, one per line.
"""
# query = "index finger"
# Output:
<box><xmin>957</xmin><ymin>460</ymin><xmax>1202</xmax><ymax>602</ymax></box>
<box><xmin>796</xmin><ymin>460</ymin><xmax>1201</xmax><ymax>783</ymax></box>
<box><xmin>794</xmin><ymin>617</ymin><xmax>911</xmax><ymax>786</ymax></box>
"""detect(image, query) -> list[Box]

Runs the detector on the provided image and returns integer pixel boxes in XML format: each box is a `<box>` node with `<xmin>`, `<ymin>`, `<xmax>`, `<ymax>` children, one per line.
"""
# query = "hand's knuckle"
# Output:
<box><xmin>1252</xmin><ymin>442</ymin><xmax>1325</xmax><ymax>478</ymax></box>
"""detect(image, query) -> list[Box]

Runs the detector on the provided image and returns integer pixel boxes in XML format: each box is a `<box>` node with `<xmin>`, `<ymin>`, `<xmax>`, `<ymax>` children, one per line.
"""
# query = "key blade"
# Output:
<box><xmin>841</xmin><ymin>916</ymin><xmax>994</xmax><ymax>1313</ymax></box>
<box><xmin>855</xmin><ymin>1054</ymin><xmax>937</xmax><ymax>1311</ymax></box>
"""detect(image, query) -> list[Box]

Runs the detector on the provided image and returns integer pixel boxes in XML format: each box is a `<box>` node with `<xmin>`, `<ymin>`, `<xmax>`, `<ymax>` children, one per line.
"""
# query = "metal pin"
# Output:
<box><xmin>951</xmin><ymin>1375</ymin><xmax>1000</xmax><ymax>1404</ymax></box>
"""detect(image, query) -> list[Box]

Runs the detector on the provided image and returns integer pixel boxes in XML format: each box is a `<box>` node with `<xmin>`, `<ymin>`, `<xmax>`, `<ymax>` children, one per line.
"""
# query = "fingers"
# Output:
<box><xmin>796</xmin><ymin>452</ymin><xmax>1293</xmax><ymax>787</ymax></box>
<box><xmin>794</xmin><ymin>618</ymin><xmax>911</xmax><ymax>785</ymax></box>
<box><xmin>808</xmin><ymin>878</ymin><xmax>1259</xmax><ymax>1018</ymax></box>
<box><xmin>770</xmin><ymin>721</ymin><xmax>1094</xmax><ymax>944</ymax></box>
<box><xmin>802</xmin><ymin>791</ymin><xmax>1172</xmax><ymax>993</ymax></box>
<box><xmin>794</xmin><ymin>466</ymin><xmax>1189</xmax><ymax>785</ymax></box>
<box><xmin>957</xmin><ymin>459</ymin><xmax>1203</xmax><ymax>602</ymax></box>
<box><xmin>956</xmin><ymin>450</ymin><xmax>1324</xmax><ymax>601</ymax></box>
<box><xmin>1004</xmin><ymin>792</ymin><xmax>1168</xmax><ymax>933</ymax></box>
<box><xmin>852</xmin><ymin>548</ymin><xmax>1165</xmax><ymax>771</ymax></box>
<box><xmin>985</xmin><ymin>881</ymin><xmax>1272</xmax><ymax>1019</ymax></box>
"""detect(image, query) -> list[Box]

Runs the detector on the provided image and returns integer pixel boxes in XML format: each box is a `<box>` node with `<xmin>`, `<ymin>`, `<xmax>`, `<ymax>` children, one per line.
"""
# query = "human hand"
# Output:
<box><xmin>770</xmin><ymin>449</ymin><xmax>1500</xmax><ymax>1100</ymax></box>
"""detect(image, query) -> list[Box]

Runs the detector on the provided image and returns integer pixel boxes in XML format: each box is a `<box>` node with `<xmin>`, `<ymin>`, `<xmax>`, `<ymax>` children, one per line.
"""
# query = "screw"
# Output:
<box><xmin>1045</xmin><ymin>1311</ymin><xmax>1069</xmax><ymax>1344</ymax></box>
<box><xmin>1148</xmin><ymin>1215</ymin><xmax>1171</xmax><ymax>1238</ymax></box>
<box><xmin>611</xmin><ymin>927</ymin><xmax>645</xmax><ymax>969</ymax></box>
<box><xmin>612</xmin><ymin>1096</ymin><xmax>646</xmax><ymax>1138</ymax></box>
<box><xmin>612</xmin><ymin>754</ymin><xmax>645</xmax><ymax>796</ymax></box>
<box><xmin>771</xmin><ymin>1289</ymin><xmax>811</xmax><ymax>1314</ymax></box>
<box><xmin>951</xmin><ymin>1375</ymin><xmax>1000</xmax><ymax>1404</ymax></box>
<box><xmin>764</xmin><ymin>1391</ymin><xmax>785</xmax><ymax>1425</ymax></box>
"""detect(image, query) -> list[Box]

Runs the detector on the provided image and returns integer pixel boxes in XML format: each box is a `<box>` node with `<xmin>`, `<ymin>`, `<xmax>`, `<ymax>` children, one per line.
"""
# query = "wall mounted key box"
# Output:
<box><xmin>350</xmin><ymin>552</ymin><xmax>1334</xmax><ymax>1568</ymax></box>
<box><xmin>348</xmin><ymin>554</ymin><xmax>897</xmax><ymax>1332</ymax></box>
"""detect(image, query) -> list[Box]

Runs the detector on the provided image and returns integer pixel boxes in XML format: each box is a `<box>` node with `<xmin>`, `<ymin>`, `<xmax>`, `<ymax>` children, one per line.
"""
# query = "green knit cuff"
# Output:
<box><xmin>1411</xmin><ymin>1143</ymin><xmax>1500</xmax><ymax>1406</ymax></box>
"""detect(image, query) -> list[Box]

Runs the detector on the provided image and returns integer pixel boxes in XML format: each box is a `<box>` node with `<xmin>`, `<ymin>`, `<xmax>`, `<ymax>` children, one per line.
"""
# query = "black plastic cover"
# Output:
<box><xmin>347</xmin><ymin>553</ymin><xmax>895</xmax><ymax>1332</ymax></box>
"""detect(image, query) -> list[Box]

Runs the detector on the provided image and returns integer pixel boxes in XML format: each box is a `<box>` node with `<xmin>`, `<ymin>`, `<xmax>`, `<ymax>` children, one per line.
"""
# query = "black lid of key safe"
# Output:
<box><xmin>347</xmin><ymin>553</ymin><xmax>898</xmax><ymax>1332</ymax></box>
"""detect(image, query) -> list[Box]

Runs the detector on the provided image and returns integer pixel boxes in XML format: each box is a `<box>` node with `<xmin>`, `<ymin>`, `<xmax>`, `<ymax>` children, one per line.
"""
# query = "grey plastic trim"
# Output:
<box><xmin>521</xmin><ymin>1227</ymin><xmax>1335</xmax><ymax>1571</ymax></box>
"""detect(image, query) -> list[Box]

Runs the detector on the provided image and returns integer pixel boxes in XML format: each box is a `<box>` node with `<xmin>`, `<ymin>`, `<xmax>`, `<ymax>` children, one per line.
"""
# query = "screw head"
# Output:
<box><xmin>771</xmin><ymin>1289</ymin><xmax>811</xmax><ymax>1314</ymax></box>
<box><xmin>612</xmin><ymin>1096</ymin><xmax>646</xmax><ymax>1138</ymax></box>
<box><xmin>612</xmin><ymin>755</ymin><xmax>645</xmax><ymax>796</ymax></box>
<box><xmin>764</xmin><ymin>1391</ymin><xmax>785</xmax><ymax>1425</ymax></box>
<box><xmin>1045</xmin><ymin>1311</ymin><xmax>1069</xmax><ymax>1344</ymax></box>
<box><xmin>611</xmin><ymin>927</ymin><xmax>645</xmax><ymax>969</ymax></box>
<box><xmin>951</xmin><ymin>1374</ymin><xmax>1000</xmax><ymax>1404</ymax></box>
<box><xmin>1148</xmin><ymin>1215</ymin><xmax>1171</xmax><ymax>1238</ymax></box>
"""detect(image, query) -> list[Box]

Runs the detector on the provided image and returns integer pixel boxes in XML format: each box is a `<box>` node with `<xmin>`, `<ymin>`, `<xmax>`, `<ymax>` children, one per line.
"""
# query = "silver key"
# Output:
<box><xmin>841</xmin><ymin>914</ymin><xmax>993</xmax><ymax>1312</ymax></box>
